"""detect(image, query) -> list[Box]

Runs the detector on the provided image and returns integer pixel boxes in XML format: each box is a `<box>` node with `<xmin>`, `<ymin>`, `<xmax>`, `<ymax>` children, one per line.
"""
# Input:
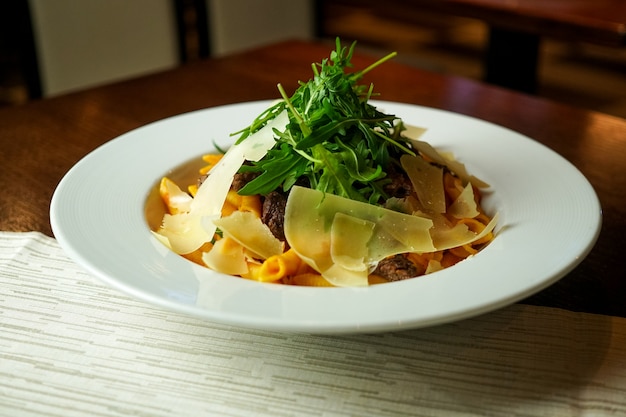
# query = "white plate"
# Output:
<box><xmin>50</xmin><ymin>100</ymin><xmax>601</xmax><ymax>334</ymax></box>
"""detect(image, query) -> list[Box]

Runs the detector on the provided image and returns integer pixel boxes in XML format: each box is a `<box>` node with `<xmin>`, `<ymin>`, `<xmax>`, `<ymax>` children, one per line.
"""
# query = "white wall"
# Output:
<box><xmin>207</xmin><ymin>0</ymin><xmax>314</xmax><ymax>56</ymax></box>
<box><xmin>29</xmin><ymin>0</ymin><xmax>178</xmax><ymax>96</ymax></box>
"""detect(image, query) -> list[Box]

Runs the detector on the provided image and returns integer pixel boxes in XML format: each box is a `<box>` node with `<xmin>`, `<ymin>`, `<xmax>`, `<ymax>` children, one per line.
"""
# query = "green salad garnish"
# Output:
<box><xmin>233</xmin><ymin>38</ymin><xmax>415</xmax><ymax>204</ymax></box>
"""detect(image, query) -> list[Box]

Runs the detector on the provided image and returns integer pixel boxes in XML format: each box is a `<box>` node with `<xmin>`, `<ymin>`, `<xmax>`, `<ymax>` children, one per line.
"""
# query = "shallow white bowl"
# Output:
<box><xmin>50</xmin><ymin>101</ymin><xmax>601</xmax><ymax>333</ymax></box>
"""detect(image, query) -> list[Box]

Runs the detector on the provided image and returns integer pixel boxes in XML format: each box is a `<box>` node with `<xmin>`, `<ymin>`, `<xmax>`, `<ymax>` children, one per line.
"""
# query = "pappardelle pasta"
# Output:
<box><xmin>151</xmin><ymin>39</ymin><xmax>498</xmax><ymax>287</ymax></box>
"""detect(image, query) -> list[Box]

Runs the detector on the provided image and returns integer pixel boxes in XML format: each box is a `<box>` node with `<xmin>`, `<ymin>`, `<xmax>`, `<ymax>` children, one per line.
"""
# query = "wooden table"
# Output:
<box><xmin>1</xmin><ymin>39</ymin><xmax>625</xmax><ymax>317</ymax></box>
<box><xmin>414</xmin><ymin>0</ymin><xmax>626</xmax><ymax>92</ymax></box>
<box><xmin>334</xmin><ymin>0</ymin><xmax>626</xmax><ymax>92</ymax></box>
<box><xmin>440</xmin><ymin>0</ymin><xmax>626</xmax><ymax>46</ymax></box>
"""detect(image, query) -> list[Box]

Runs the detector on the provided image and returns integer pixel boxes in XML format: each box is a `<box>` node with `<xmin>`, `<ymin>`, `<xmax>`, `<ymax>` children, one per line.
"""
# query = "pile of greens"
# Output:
<box><xmin>233</xmin><ymin>39</ymin><xmax>416</xmax><ymax>204</ymax></box>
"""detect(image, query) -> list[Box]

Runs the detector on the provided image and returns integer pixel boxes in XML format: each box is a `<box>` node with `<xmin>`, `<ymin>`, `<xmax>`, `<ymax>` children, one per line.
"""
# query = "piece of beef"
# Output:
<box><xmin>372</xmin><ymin>254</ymin><xmax>421</xmax><ymax>282</ymax></box>
<box><xmin>231</xmin><ymin>171</ymin><xmax>260</xmax><ymax>192</ymax></box>
<box><xmin>383</xmin><ymin>170</ymin><xmax>414</xmax><ymax>198</ymax></box>
<box><xmin>262</xmin><ymin>191</ymin><xmax>287</xmax><ymax>241</ymax></box>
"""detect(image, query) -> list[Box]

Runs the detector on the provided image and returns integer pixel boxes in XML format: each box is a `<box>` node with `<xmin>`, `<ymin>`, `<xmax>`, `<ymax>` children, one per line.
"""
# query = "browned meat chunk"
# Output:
<box><xmin>231</xmin><ymin>171</ymin><xmax>260</xmax><ymax>192</ymax></box>
<box><xmin>373</xmin><ymin>254</ymin><xmax>421</xmax><ymax>282</ymax></box>
<box><xmin>383</xmin><ymin>170</ymin><xmax>414</xmax><ymax>198</ymax></box>
<box><xmin>262</xmin><ymin>191</ymin><xmax>287</xmax><ymax>241</ymax></box>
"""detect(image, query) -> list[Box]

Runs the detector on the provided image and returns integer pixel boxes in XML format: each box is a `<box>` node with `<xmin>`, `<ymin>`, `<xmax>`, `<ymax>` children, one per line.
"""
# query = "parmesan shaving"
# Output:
<box><xmin>330</xmin><ymin>212</ymin><xmax>375</xmax><ymax>271</ymax></box>
<box><xmin>408</xmin><ymin>139</ymin><xmax>490</xmax><ymax>188</ymax></box>
<box><xmin>159</xmin><ymin>177</ymin><xmax>193</xmax><ymax>214</ymax></box>
<box><xmin>448</xmin><ymin>183</ymin><xmax>480</xmax><ymax>219</ymax></box>
<box><xmin>201</xmin><ymin>237</ymin><xmax>249</xmax><ymax>275</ymax></box>
<box><xmin>155</xmin><ymin>108</ymin><xmax>288</xmax><ymax>254</ymax></box>
<box><xmin>156</xmin><ymin>212</ymin><xmax>212</xmax><ymax>254</ymax></box>
<box><xmin>401</xmin><ymin>124</ymin><xmax>427</xmax><ymax>140</ymax></box>
<box><xmin>284</xmin><ymin>186</ymin><xmax>435</xmax><ymax>287</ymax></box>
<box><xmin>213</xmin><ymin>210</ymin><xmax>284</xmax><ymax>260</ymax></box>
<box><xmin>428</xmin><ymin>212</ymin><xmax>499</xmax><ymax>250</ymax></box>
<box><xmin>320</xmin><ymin>263</ymin><xmax>369</xmax><ymax>287</ymax></box>
<box><xmin>400</xmin><ymin>154</ymin><xmax>446</xmax><ymax>213</ymax></box>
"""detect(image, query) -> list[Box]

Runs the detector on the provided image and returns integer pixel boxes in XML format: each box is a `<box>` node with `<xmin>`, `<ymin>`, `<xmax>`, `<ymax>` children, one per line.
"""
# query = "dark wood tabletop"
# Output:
<box><xmin>426</xmin><ymin>0</ymin><xmax>626</xmax><ymax>46</ymax></box>
<box><xmin>380</xmin><ymin>0</ymin><xmax>626</xmax><ymax>91</ymax></box>
<box><xmin>435</xmin><ymin>0</ymin><xmax>626</xmax><ymax>91</ymax></box>
<box><xmin>1</xmin><ymin>39</ymin><xmax>624</xmax><ymax>317</ymax></box>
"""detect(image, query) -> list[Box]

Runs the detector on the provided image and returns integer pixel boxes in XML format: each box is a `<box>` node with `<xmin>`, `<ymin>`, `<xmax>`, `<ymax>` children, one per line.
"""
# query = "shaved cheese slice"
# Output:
<box><xmin>157</xmin><ymin>212</ymin><xmax>214</xmax><ymax>254</ymax></box>
<box><xmin>428</xmin><ymin>212</ymin><xmax>499</xmax><ymax>250</ymax></box>
<box><xmin>155</xmin><ymin>108</ymin><xmax>288</xmax><ymax>254</ymax></box>
<box><xmin>190</xmin><ymin>146</ymin><xmax>245</xmax><ymax>216</ymax></box>
<box><xmin>400</xmin><ymin>154</ymin><xmax>446</xmax><ymax>213</ymax></box>
<box><xmin>425</xmin><ymin>259</ymin><xmax>444</xmax><ymax>274</ymax></box>
<box><xmin>375</xmin><ymin>212</ymin><xmax>435</xmax><ymax>255</ymax></box>
<box><xmin>408</xmin><ymin>139</ymin><xmax>490</xmax><ymax>188</ymax></box>
<box><xmin>284</xmin><ymin>186</ymin><xmax>435</xmax><ymax>287</ymax></box>
<box><xmin>159</xmin><ymin>177</ymin><xmax>193</xmax><ymax>214</ymax></box>
<box><xmin>243</xmin><ymin>109</ymin><xmax>289</xmax><ymax>161</ymax></box>
<box><xmin>401</xmin><ymin>124</ymin><xmax>427</xmax><ymax>141</ymax></box>
<box><xmin>330</xmin><ymin>212</ymin><xmax>375</xmax><ymax>271</ymax></box>
<box><xmin>191</xmin><ymin>109</ymin><xmax>289</xmax><ymax>216</ymax></box>
<box><xmin>213</xmin><ymin>210</ymin><xmax>284</xmax><ymax>260</ymax></box>
<box><xmin>448</xmin><ymin>182</ymin><xmax>480</xmax><ymax>219</ymax></box>
<box><xmin>202</xmin><ymin>237</ymin><xmax>249</xmax><ymax>275</ymax></box>
<box><xmin>321</xmin><ymin>262</ymin><xmax>369</xmax><ymax>287</ymax></box>
<box><xmin>327</xmin><ymin>213</ymin><xmax>376</xmax><ymax>287</ymax></box>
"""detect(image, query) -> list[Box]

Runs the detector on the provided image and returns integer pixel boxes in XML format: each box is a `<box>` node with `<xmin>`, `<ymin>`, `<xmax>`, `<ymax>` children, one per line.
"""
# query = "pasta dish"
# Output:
<box><xmin>151</xmin><ymin>40</ymin><xmax>498</xmax><ymax>287</ymax></box>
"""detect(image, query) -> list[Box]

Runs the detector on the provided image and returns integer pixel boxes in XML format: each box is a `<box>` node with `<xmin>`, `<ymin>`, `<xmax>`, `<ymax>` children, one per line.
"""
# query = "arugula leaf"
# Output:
<box><xmin>238</xmin><ymin>143</ymin><xmax>308</xmax><ymax>196</ymax></box>
<box><xmin>312</xmin><ymin>144</ymin><xmax>363</xmax><ymax>202</ymax></box>
<box><xmin>234</xmin><ymin>38</ymin><xmax>414</xmax><ymax>204</ymax></box>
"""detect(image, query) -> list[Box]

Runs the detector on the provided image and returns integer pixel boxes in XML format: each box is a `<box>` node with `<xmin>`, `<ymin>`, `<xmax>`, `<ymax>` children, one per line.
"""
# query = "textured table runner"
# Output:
<box><xmin>1</xmin><ymin>231</ymin><xmax>625</xmax><ymax>416</ymax></box>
